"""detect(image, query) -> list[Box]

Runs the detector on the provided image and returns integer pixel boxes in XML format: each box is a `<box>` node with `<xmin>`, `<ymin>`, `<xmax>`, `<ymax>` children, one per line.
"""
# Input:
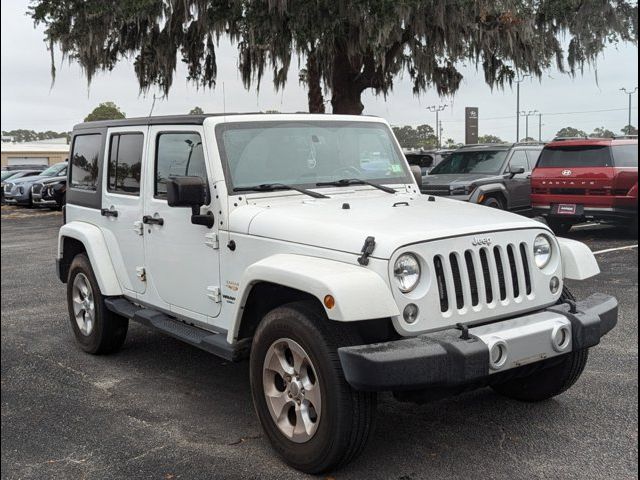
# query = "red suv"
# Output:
<box><xmin>531</xmin><ymin>137</ymin><xmax>638</xmax><ymax>235</ymax></box>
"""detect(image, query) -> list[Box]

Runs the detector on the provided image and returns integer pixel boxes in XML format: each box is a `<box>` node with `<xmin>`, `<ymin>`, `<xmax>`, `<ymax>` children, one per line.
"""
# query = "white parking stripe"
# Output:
<box><xmin>593</xmin><ymin>245</ymin><xmax>638</xmax><ymax>255</ymax></box>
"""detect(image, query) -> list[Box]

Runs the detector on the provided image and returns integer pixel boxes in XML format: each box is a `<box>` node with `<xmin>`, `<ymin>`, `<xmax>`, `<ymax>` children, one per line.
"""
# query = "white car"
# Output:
<box><xmin>56</xmin><ymin>114</ymin><xmax>618</xmax><ymax>474</ymax></box>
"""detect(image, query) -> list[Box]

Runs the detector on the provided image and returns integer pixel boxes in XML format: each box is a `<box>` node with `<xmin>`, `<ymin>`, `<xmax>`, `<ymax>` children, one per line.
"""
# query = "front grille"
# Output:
<box><xmin>32</xmin><ymin>183</ymin><xmax>43</xmax><ymax>195</ymax></box>
<box><xmin>433</xmin><ymin>243</ymin><xmax>533</xmax><ymax>313</ymax></box>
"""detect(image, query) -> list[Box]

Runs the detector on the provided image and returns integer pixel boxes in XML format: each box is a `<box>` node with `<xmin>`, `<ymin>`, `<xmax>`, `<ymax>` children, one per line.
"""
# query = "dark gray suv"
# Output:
<box><xmin>421</xmin><ymin>143</ymin><xmax>544</xmax><ymax>212</ymax></box>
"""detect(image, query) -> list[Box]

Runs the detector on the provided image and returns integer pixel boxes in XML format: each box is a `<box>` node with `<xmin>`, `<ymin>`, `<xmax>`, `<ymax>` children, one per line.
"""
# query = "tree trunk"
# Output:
<box><xmin>330</xmin><ymin>52</ymin><xmax>365</xmax><ymax>115</ymax></box>
<box><xmin>306</xmin><ymin>51</ymin><xmax>325</xmax><ymax>113</ymax></box>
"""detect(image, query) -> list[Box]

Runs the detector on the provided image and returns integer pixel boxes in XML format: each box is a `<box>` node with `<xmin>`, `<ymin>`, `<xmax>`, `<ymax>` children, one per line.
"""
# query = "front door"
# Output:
<box><xmin>142</xmin><ymin>126</ymin><xmax>221</xmax><ymax>322</ymax></box>
<box><xmin>101</xmin><ymin>127</ymin><xmax>147</xmax><ymax>295</ymax></box>
<box><xmin>507</xmin><ymin>149</ymin><xmax>532</xmax><ymax>209</ymax></box>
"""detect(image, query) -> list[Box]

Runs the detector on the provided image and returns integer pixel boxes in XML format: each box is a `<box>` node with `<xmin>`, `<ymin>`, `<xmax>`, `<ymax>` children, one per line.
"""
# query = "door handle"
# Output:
<box><xmin>142</xmin><ymin>215</ymin><xmax>164</xmax><ymax>226</ymax></box>
<box><xmin>101</xmin><ymin>208</ymin><xmax>118</xmax><ymax>217</ymax></box>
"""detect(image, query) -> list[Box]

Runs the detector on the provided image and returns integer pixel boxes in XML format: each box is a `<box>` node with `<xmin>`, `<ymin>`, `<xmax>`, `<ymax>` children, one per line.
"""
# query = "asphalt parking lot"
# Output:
<box><xmin>1</xmin><ymin>206</ymin><xmax>638</xmax><ymax>480</ymax></box>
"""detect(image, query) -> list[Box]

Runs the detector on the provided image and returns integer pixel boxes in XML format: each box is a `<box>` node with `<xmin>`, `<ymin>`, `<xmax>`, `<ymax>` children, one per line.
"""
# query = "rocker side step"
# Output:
<box><xmin>104</xmin><ymin>297</ymin><xmax>248</xmax><ymax>361</ymax></box>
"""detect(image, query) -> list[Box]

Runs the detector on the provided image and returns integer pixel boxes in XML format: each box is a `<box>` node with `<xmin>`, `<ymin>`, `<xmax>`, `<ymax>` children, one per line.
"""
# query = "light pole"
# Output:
<box><xmin>620</xmin><ymin>87</ymin><xmax>638</xmax><ymax>133</ymax></box>
<box><xmin>427</xmin><ymin>105</ymin><xmax>447</xmax><ymax>148</ymax></box>
<box><xmin>520</xmin><ymin>110</ymin><xmax>538</xmax><ymax>140</ymax></box>
<box><xmin>515</xmin><ymin>74</ymin><xmax>530</xmax><ymax>141</ymax></box>
<box><xmin>538</xmin><ymin>113</ymin><xmax>543</xmax><ymax>142</ymax></box>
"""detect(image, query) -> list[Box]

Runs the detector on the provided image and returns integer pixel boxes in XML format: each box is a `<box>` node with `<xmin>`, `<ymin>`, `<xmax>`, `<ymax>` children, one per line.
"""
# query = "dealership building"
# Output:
<box><xmin>1</xmin><ymin>138</ymin><xmax>69</xmax><ymax>168</ymax></box>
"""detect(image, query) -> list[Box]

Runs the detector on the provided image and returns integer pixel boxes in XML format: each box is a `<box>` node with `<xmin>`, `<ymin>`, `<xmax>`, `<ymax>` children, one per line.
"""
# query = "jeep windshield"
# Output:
<box><xmin>537</xmin><ymin>145</ymin><xmax>613</xmax><ymax>168</ymax></box>
<box><xmin>429</xmin><ymin>150</ymin><xmax>508</xmax><ymax>175</ymax></box>
<box><xmin>216</xmin><ymin>121</ymin><xmax>411</xmax><ymax>191</ymax></box>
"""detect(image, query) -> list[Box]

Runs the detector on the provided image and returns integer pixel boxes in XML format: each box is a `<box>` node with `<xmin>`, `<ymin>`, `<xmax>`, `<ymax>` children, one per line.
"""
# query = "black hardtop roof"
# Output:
<box><xmin>72</xmin><ymin>112</ymin><xmax>378</xmax><ymax>131</ymax></box>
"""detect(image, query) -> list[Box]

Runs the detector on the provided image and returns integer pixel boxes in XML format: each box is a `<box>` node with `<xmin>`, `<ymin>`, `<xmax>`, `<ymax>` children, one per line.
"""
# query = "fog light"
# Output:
<box><xmin>551</xmin><ymin>325</ymin><xmax>571</xmax><ymax>352</ymax></box>
<box><xmin>489</xmin><ymin>340</ymin><xmax>508</xmax><ymax>370</ymax></box>
<box><xmin>403</xmin><ymin>303</ymin><xmax>419</xmax><ymax>324</ymax></box>
<box><xmin>549</xmin><ymin>276</ymin><xmax>560</xmax><ymax>294</ymax></box>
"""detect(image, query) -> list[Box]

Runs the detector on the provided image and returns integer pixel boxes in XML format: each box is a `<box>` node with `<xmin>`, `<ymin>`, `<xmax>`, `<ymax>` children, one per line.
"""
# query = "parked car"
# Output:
<box><xmin>1</xmin><ymin>169</ymin><xmax>43</xmax><ymax>203</ymax></box>
<box><xmin>57</xmin><ymin>114</ymin><xmax>616</xmax><ymax>474</ymax></box>
<box><xmin>3</xmin><ymin>162</ymin><xmax>67</xmax><ymax>206</ymax></box>
<box><xmin>404</xmin><ymin>148</ymin><xmax>453</xmax><ymax>176</ymax></box>
<box><xmin>32</xmin><ymin>175</ymin><xmax>67</xmax><ymax>210</ymax></box>
<box><xmin>2</xmin><ymin>164</ymin><xmax>47</xmax><ymax>171</ymax></box>
<box><xmin>422</xmin><ymin>142</ymin><xmax>544</xmax><ymax>212</ymax></box>
<box><xmin>531</xmin><ymin>137</ymin><xmax>638</xmax><ymax>235</ymax></box>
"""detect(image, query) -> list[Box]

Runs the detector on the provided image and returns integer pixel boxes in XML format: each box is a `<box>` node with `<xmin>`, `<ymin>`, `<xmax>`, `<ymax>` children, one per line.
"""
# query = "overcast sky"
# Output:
<box><xmin>1</xmin><ymin>0</ymin><xmax>638</xmax><ymax>142</ymax></box>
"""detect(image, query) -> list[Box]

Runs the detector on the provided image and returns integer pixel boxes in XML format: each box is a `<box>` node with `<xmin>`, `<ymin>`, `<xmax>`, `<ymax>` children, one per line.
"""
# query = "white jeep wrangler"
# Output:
<box><xmin>57</xmin><ymin>114</ymin><xmax>617</xmax><ymax>473</ymax></box>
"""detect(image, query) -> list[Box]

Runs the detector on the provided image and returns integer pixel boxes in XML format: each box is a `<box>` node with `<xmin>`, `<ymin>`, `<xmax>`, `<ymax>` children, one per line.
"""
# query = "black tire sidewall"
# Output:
<box><xmin>482</xmin><ymin>196</ymin><xmax>503</xmax><ymax>209</ymax></box>
<box><xmin>250</xmin><ymin>303</ymin><xmax>363</xmax><ymax>473</ymax></box>
<box><xmin>66</xmin><ymin>254</ymin><xmax>109</xmax><ymax>354</ymax></box>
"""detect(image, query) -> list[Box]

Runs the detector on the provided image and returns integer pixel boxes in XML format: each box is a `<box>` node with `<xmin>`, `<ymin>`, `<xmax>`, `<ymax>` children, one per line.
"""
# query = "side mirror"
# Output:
<box><xmin>166</xmin><ymin>176</ymin><xmax>214</xmax><ymax>228</ymax></box>
<box><xmin>509</xmin><ymin>166</ymin><xmax>526</xmax><ymax>177</ymax></box>
<box><xmin>410</xmin><ymin>165</ymin><xmax>423</xmax><ymax>188</ymax></box>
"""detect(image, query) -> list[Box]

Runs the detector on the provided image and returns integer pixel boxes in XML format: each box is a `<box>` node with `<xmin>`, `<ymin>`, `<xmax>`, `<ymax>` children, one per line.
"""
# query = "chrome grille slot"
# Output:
<box><xmin>464</xmin><ymin>250</ymin><xmax>480</xmax><ymax>306</ymax></box>
<box><xmin>32</xmin><ymin>184</ymin><xmax>43</xmax><ymax>195</ymax></box>
<box><xmin>479</xmin><ymin>249</ymin><xmax>493</xmax><ymax>304</ymax></box>
<box><xmin>520</xmin><ymin>243</ymin><xmax>532</xmax><ymax>295</ymax></box>
<box><xmin>493</xmin><ymin>246</ymin><xmax>507</xmax><ymax>301</ymax></box>
<box><xmin>507</xmin><ymin>245</ymin><xmax>520</xmax><ymax>298</ymax></box>
<box><xmin>434</xmin><ymin>255</ymin><xmax>448</xmax><ymax>312</ymax></box>
<box><xmin>449</xmin><ymin>253</ymin><xmax>464</xmax><ymax>310</ymax></box>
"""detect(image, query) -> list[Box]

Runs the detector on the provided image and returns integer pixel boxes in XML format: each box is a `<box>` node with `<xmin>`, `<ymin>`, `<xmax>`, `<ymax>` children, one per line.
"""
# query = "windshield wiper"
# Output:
<box><xmin>233</xmin><ymin>183</ymin><xmax>329</xmax><ymax>199</ymax></box>
<box><xmin>316</xmin><ymin>178</ymin><xmax>396</xmax><ymax>194</ymax></box>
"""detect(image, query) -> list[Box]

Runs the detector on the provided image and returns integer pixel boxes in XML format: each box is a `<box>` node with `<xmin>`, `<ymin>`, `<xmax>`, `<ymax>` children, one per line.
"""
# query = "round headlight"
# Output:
<box><xmin>533</xmin><ymin>235</ymin><xmax>552</xmax><ymax>269</ymax></box>
<box><xmin>394</xmin><ymin>253</ymin><xmax>421</xmax><ymax>293</ymax></box>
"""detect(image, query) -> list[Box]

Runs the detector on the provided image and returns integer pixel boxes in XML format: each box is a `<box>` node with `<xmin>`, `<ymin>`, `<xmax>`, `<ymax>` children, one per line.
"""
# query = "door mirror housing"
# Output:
<box><xmin>508</xmin><ymin>166</ymin><xmax>526</xmax><ymax>178</ymax></box>
<box><xmin>167</xmin><ymin>176</ymin><xmax>207</xmax><ymax>208</ymax></box>
<box><xmin>410</xmin><ymin>165</ymin><xmax>423</xmax><ymax>188</ymax></box>
<box><xmin>166</xmin><ymin>176</ymin><xmax>214</xmax><ymax>228</ymax></box>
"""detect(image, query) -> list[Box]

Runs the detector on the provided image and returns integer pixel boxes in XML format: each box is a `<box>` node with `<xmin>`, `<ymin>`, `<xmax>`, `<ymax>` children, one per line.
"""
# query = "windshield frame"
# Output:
<box><xmin>214</xmin><ymin>120</ymin><xmax>412</xmax><ymax>194</ymax></box>
<box><xmin>429</xmin><ymin>149</ymin><xmax>509</xmax><ymax>175</ymax></box>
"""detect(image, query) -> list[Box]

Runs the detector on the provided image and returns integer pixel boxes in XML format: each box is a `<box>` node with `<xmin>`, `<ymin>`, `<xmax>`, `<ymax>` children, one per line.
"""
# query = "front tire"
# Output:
<box><xmin>481</xmin><ymin>196</ymin><xmax>504</xmax><ymax>209</ymax></box>
<box><xmin>491</xmin><ymin>349</ymin><xmax>589</xmax><ymax>402</ymax></box>
<box><xmin>66</xmin><ymin>254</ymin><xmax>128</xmax><ymax>354</ymax></box>
<box><xmin>250</xmin><ymin>301</ymin><xmax>376</xmax><ymax>474</ymax></box>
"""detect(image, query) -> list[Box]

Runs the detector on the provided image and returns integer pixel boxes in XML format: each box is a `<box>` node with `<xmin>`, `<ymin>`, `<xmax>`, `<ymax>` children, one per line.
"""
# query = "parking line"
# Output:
<box><xmin>593</xmin><ymin>245</ymin><xmax>638</xmax><ymax>255</ymax></box>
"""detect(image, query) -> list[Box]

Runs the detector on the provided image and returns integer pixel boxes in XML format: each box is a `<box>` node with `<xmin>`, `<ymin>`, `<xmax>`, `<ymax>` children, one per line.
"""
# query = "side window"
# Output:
<box><xmin>509</xmin><ymin>150</ymin><xmax>529</xmax><ymax>172</ymax></box>
<box><xmin>155</xmin><ymin>132</ymin><xmax>206</xmax><ymax>198</ymax></box>
<box><xmin>108</xmin><ymin>133</ymin><xmax>144</xmax><ymax>195</ymax></box>
<box><xmin>525</xmin><ymin>149</ymin><xmax>542</xmax><ymax>170</ymax></box>
<box><xmin>612</xmin><ymin>144</ymin><xmax>638</xmax><ymax>167</ymax></box>
<box><xmin>70</xmin><ymin>134</ymin><xmax>101</xmax><ymax>190</ymax></box>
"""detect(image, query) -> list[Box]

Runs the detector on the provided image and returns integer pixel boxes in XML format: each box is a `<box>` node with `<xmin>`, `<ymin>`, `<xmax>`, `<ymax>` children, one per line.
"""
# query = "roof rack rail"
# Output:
<box><xmin>614</xmin><ymin>134</ymin><xmax>638</xmax><ymax>139</ymax></box>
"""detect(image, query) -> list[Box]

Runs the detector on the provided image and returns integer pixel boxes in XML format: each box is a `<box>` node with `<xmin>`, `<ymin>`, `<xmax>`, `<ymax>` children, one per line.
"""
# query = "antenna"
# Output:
<box><xmin>148</xmin><ymin>94</ymin><xmax>157</xmax><ymax>117</ymax></box>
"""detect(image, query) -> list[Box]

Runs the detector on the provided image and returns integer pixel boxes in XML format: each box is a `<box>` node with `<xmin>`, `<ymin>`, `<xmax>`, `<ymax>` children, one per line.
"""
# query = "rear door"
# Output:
<box><xmin>101</xmin><ymin>127</ymin><xmax>147</xmax><ymax>295</ymax></box>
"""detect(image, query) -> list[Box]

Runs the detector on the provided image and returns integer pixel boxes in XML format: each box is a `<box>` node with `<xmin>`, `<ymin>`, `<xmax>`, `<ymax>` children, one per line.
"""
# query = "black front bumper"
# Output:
<box><xmin>338</xmin><ymin>294</ymin><xmax>618</xmax><ymax>392</ymax></box>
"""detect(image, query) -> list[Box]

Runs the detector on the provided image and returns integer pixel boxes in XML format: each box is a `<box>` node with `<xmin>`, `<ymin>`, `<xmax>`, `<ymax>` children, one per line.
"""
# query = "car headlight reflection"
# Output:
<box><xmin>394</xmin><ymin>253</ymin><xmax>421</xmax><ymax>293</ymax></box>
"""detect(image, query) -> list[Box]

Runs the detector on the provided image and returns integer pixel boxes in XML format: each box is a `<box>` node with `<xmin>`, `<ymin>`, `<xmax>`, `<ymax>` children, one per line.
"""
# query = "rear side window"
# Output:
<box><xmin>525</xmin><ymin>149</ymin><xmax>541</xmax><ymax>169</ymax></box>
<box><xmin>537</xmin><ymin>145</ymin><xmax>613</xmax><ymax>168</ymax></box>
<box><xmin>155</xmin><ymin>132</ymin><xmax>206</xmax><ymax>198</ymax></box>
<box><xmin>611</xmin><ymin>144</ymin><xmax>638</xmax><ymax>167</ymax></box>
<box><xmin>108</xmin><ymin>133</ymin><xmax>144</xmax><ymax>195</ymax></box>
<box><xmin>70</xmin><ymin>134</ymin><xmax>101</xmax><ymax>190</ymax></box>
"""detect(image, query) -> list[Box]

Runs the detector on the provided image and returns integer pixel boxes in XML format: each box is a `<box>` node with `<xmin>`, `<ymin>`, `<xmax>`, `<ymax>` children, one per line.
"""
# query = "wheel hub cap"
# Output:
<box><xmin>262</xmin><ymin>338</ymin><xmax>321</xmax><ymax>443</ymax></box>
<box><xmin>72</xmin><ymin>272</ymin><xmax>95</xmax><ymax>336</ymax></box>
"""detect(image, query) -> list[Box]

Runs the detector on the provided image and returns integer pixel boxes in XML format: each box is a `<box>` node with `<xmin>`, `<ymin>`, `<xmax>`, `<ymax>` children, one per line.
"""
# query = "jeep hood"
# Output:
<box><xmin>230</xmin><ymin>192</ymin><xmax>543</xmax><ymax>259</ymax></box>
